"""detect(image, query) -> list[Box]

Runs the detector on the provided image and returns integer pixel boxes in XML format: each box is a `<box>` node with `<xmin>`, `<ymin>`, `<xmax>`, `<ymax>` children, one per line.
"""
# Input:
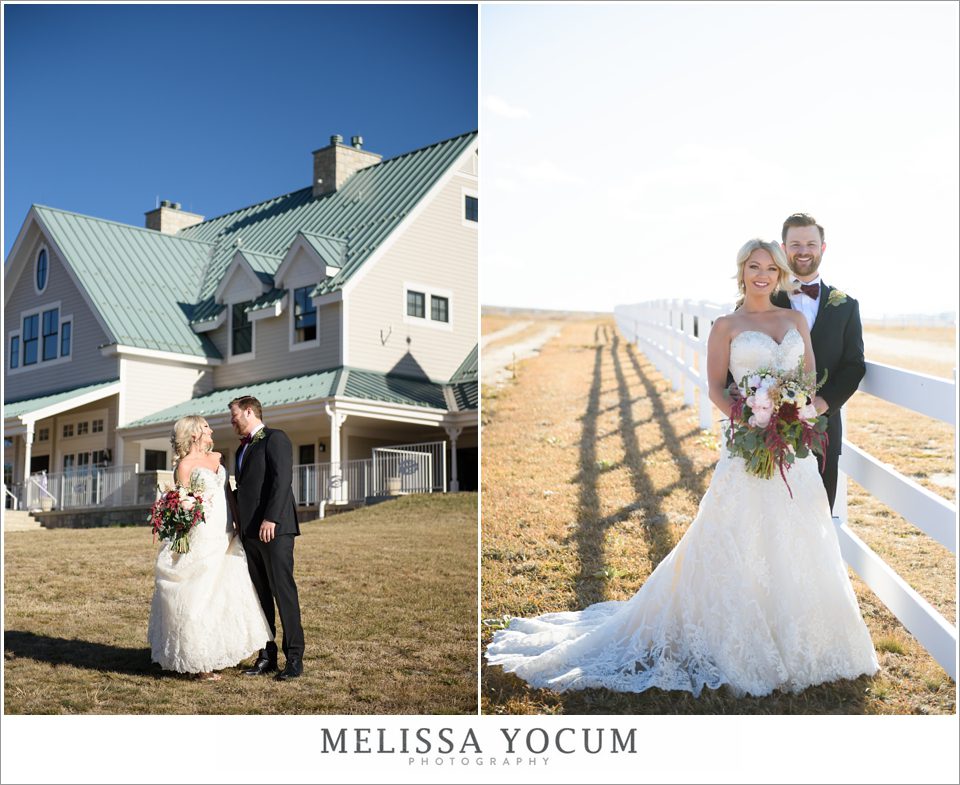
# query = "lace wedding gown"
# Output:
<box><xmin>486</xmin><ymin>328</ymin><xmax>879</xmax><ymax>697</ymax></box>
<box><xmin>148</xmin><ymin>465</ymin><xmax>272</xmax><ymax>673</ymax></box>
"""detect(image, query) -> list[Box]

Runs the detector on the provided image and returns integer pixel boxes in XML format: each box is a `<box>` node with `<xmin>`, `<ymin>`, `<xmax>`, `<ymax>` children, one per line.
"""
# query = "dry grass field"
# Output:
<box><xmin>4</xmin><ymin>493</ymin><xmax>478</xmax><ymax>714</ymax></box>
<box><xmin>480</xmin><ymin>313</ymin><xmax>956</xmax><ymax>715</ymax></box>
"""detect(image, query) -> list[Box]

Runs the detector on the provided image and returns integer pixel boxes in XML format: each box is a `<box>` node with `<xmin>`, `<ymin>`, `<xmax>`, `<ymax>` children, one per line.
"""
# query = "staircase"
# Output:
<box><xmin>3</xmin><ymin>509</ymin><xmax>43</xmax><ymax>532</ymax></box>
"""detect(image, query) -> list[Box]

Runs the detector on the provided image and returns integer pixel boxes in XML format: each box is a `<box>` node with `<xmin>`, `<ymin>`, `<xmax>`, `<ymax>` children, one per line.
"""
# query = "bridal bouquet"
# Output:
<box><xmin>149</xmin><ymin>476</ymin><xmax>205</xmax><ymax>553</ymax></box>
<box><xmin>725</xmin><ymin>359</ymin><xmax>828</xmax><ymax>497</ymax></box>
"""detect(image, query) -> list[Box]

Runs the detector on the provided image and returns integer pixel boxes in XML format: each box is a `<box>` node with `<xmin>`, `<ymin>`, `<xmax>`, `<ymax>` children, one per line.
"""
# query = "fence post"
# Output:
<box><xmin>682</xmin><ymin>301</ymin><xmax>695</xmax><ymax>406</ymax></box>
<box><xmin>834</xmin><ymin>406</ymin><xmax>849</xmax><ymax>524</ymax></box>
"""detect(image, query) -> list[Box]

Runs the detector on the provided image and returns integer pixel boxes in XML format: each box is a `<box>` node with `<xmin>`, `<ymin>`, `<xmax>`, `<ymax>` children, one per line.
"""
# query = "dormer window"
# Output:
<box><xmin>403</xmin><ymin>283</ymin><xmax>452</xmax><ymax>330</ymax></box>
<box><xmin>231</xmin><ymin>302</ymin><xmax>253</xmax><ymax>356</ymax></box>
<box><xmin>36</xmin><ymin>249</ymin><xmax>49</xmax><ymax>292</ymax></box>
<box><xmin>293</xmin><ymin>286</ymin><xmax>318</xmax><ymax>343</ymax></box>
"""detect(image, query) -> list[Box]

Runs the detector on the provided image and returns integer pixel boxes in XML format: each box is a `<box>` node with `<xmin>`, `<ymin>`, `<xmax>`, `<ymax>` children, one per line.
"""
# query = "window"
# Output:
<box><xmin>293</xmin><ymin>286</ymin><xmax>317</xmax><ymax>343</ymax></box>
<box><xmin>77</xmin><ymin>452</ymin><xmax>90</xmax><ymax>469</ymax></box>
<box><xmin>36</xmin><ymin>249</ymin><xmax>48</xmax><ymax>292</ymax></box>
<box><xmin>464</xmin><ymin>195</ymin><xmax>478</xmax><ymax>223</ymax></box>
<box><xmin>144</xmin><ymin>450</ymin><xmax>167</xmax><ymax>471</ymax></box>
<box><xmin>38</xmin><ymin>428</ymin><xmax>50</xmax><ymax>442</ymax></box>
<box><xmin>22</xmin><ymin>315</ymin><xmax>39</xmax><ymax>365</ymax></box>
<box><xmin>60</xmin><ymin>321</ymin><xmax>72</xmax><ymax>357</ymax></box>
<box><xmin>298</xmin><ymin>444</ymin><xmax>315</xmax><ymax>465</ymax></box>
<box><xmin>63</xmin><ymin>424</ymin><xmax>74</xmax><ymax>438</ymax></box>
<box><xmin>232</xmin><ymin>302</ymin><xmax>252</xmax><ymax>355</ymax></box>
<box><xmin>77</xmin><ymin>422</ymin><xmax>89</xmax><ymax>436</ymax></box>
<box><xmin>431</xmin><ymin>295</ymin><xmax>449</xmax><ymax>323</ymax></box>
<box><xmin>92</xmin><ymin>419</ymin><xmax>104</xmax><ymax>433</ymax></box>
<box><xmin>406</xmin><ymin>290</ymin><xmax>425</xmax><ymax>319</ymax></box>
<box><xmin>9</xmin><ymin>336</ymin><xmax>19</xmax><ymax>369</ymax></box>
<box><xmin>42</xmin><ymin>308</ymin><xmax>59</xmax><ymax>361</ymax></box>
<box><xmin>63</xmin><ymin>454</ymin><xmax>75</xmax><ymax>470</ymax></box>
<box><xmin>93</xmin><ymin>450</ymin><xmax>110</xmax><ymax>467</ymax></box>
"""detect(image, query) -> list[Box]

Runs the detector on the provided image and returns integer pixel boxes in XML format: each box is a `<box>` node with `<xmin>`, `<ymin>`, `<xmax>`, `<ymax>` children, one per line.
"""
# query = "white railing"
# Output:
<box><xmin>293</xmin><ymin>459</ymin><xmax>372</xmax><ymax>505</ymax></box>
<box><xmin>377</xmin><ymin>440</ymin><xmax>447</xmax><ymax>492</ymax></box>
<box><xmin>371</xmin><ymin>448</ymin><xmax>433</xmax><ymax>495</ymax></box>
<box><xmin>24</xmin><ymin>465</ymin><xmax>139</xmax><ymax>511</ymax></box>
<box><xmin>614</xmin><ymin>299</ymin><xmax>958</xmax><ymax>680</ymax></box>
<box><xmin>4</xmin><ymin>483</ymin><xmax>21</xmax><ymax>510</ymax></box>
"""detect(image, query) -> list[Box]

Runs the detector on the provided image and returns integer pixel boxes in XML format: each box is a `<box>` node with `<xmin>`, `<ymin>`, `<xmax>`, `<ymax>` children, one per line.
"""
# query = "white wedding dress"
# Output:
<box><xmin>148</xmin><ymin>465</ymin><xmax>272</xmax><ymax>673</ymax></box>
<box><xmin>486</xmin><ymin>328</ymin><xmax>879</xmax><ymax>697</ymax></box>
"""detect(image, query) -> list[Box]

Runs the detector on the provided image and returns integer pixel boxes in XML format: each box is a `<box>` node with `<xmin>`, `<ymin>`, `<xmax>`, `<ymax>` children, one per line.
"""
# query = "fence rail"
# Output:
<box><xmin>614</xmin><ymin>299</ymin><xmax>957</xmax><ymax>680</ymax></box>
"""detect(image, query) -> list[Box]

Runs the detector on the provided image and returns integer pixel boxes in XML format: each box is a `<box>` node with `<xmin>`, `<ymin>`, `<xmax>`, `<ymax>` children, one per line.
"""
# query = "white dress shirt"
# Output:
<box><xmin>787</xmin><ymin>275</ymin><xmax>822</xmax><ymax>331</ymax></box>
<box><xmin>237</xmin><ymin>423</ymin><xmax>265</xmax><ymax>472</ymax></box>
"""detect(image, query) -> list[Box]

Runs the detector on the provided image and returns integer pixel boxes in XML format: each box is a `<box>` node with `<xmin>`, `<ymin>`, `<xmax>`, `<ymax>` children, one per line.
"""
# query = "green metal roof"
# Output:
<box><xmin>4</xmin><ymin>378</ymin><xmax>120</xmax><ymax>420</ymax></box>
<box><xmin>341</xmin><ymin>368</ymin><xmax>448</xmax><ymax>409</ymax></box>
<box><xmin>246</xmin><ymin>288</ymin><xmax>286</xmax><ymax>313</ymax></box>
<box><xmin>180</xmin><ymin>131</ymin><xmax>477</xmax><ymax>299</ymax></box>
<box><xmin>450</xmin><ymin>382</ymin><xmax>478</xmax><ymax>411</ymax></box>
<box><xmin>121</xmin><ymin>366</ymin><xmax>454</xmax><ymax>429</ymax></box>
<box><xmin>33</xmin><ymin>207</ymin><xmax>222</xmax><ymax>358</ymax></box>
<box><xmin>449</xmin><ymin>345</ymin><xmax>478</xmax><ymax>383</ymax></box>
<box><xmin>121</xmin><ymin>369</ymin><xmax>342</xmax><ymax>428</ymax></box>
<box><xmin>300</xmin><ymin>231</ymin><xmax>346</xmax><ymax>268</ymax></box>
<box><xmin>26</xmin><ymin>131</ymin><xmax>475</xmax><ymax>358</ymax></box>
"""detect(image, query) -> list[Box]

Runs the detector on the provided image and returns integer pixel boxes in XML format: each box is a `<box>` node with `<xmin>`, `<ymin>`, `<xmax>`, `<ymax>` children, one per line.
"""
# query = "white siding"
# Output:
<box><xmin>4</xmin><ymin>225</ymin><xmax>118</xmax><ymax>400</ymax></box>
<box><xmin>346</xmin><ymin>170</ymin><xmax>478</xmax><ymax>380</ymax></box>
<box><xmin>119</xmin><ymin>356</ymin><xmax>214</xmax><ymax>427</ymax></box>
<box><xmin>209</xmin><ymin>301</ymin><xmax>342</xmax><ymax>388</ymax></box>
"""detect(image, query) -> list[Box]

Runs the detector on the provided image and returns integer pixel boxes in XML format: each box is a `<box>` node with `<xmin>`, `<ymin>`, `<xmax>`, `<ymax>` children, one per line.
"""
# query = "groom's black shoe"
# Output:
<box><xmin>242</xmin><ymin>655</ymin><xmax>278</xmax><ymax>676</ymax></box>
<box><xmin>275</xmin><ymin>657</ymin><xmax>303</xmax><ymax>681</ymax></box>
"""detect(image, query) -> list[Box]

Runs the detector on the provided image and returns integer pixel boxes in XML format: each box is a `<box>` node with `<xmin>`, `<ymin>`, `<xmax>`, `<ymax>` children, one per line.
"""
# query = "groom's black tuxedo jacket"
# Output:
<box><xmin>772</xmin><ymin>283</ymin><xmax>866</xmax><ymax>458</ymax></box>
<box><xmin>234</xmin><ymin>426</ymin><xmax>300</xmax><ymax>539</ymax></box>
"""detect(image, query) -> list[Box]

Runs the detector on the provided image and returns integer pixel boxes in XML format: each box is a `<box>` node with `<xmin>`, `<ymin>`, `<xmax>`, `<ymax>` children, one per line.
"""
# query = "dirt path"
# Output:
<box><xmin>480</xmin><ymin>322</ymin><xmax>563</xmax><ymax>387</ymax></box>
<box><xmin>480</xmin><ymin>321</ymin><xmax>532</xmax><ymax>349</ymax></box>
<box><xmin>863</xmin><ymin>332</ymin><xmax>957</xmax><ymax>366</ymax></box>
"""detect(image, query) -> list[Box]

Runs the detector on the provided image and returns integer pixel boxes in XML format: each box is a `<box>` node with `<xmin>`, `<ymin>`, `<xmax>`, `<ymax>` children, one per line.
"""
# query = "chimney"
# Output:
<box><xmin>312</xmin><ymin>134</ymin><xmax>382</xmax><ymax>197</ymax></box>
<box><xmin>145</xmin><ymin>200</ymin><xmax>204</xmax><ymax>235</ymax></box>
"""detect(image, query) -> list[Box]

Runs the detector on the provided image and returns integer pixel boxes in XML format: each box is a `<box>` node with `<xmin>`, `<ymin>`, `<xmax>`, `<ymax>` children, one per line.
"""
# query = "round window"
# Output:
<box><xmin>36</xmin><ymin>249</ymin><xmax>49</xmax><ymax>291</ymax></box>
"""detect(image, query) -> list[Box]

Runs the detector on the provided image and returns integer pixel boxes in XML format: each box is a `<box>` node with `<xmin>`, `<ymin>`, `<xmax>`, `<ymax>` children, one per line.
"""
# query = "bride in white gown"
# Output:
<box><xmin>148</xmin><ymin>416</ymin><xmax>272</xmax><ymax>680</ymax></box>
<box><xmin>486</xmin><ymin>239</ymin><xmax>879</xmax><ymax>698</ymax></box>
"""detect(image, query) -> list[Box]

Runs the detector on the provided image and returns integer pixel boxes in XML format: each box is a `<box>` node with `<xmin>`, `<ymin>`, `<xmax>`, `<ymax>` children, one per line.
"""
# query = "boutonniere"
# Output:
<box><xmin>250</xmin><ymin>429</ymin><xmax>267</xmax><ymax>446</ymax></box>
<box><xmin>826</xmin><ymin>288</ymin><xmax>848</xmax><ymax>308</ymax></box>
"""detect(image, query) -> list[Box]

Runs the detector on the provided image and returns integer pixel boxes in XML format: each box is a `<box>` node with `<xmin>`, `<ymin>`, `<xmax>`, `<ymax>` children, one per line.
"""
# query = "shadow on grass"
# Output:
<box><xmin>482</xmin><ymin>663</ymin><xmax>872</xmax><ymax>715</ymax></box>
<box><xmin>4</xmin><ymin>630</ymin><xmax>158</xmax><ymax>677</ymax></box>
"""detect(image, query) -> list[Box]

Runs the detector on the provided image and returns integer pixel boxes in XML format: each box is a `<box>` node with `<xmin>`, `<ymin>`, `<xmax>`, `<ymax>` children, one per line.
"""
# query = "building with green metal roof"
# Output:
<box><xmin>4</xmin><ymin>131</ymin><xmax>478</xmax><ymax>514</ymax></box>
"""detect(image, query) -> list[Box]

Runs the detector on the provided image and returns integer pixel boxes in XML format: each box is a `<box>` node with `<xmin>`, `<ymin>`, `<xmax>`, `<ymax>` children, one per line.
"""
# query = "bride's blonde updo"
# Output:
<box><xmin>171</xmin><ymin>415</ymin><xmax>208</xmax><ymax>460</ymax></box>
<box><xmin>734</xmin><ymin>238</ymin><xmax>793</xmax><ymax>310</ymax></box>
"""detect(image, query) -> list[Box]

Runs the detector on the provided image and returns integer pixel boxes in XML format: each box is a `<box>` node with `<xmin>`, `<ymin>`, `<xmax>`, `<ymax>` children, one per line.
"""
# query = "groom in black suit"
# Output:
<box><xmin>229</xmin><ymin>395</ymin><xmax>304</xmax><ymax>681</ymax></box>
<box><xmin>774</xmin><ymin>213</ymin><xmax>866</xmax><ymax>513</ymax></box>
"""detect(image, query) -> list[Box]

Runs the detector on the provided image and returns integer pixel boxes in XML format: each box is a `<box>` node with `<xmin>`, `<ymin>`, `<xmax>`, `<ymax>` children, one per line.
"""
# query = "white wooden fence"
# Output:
<box><xmin>614</xmin><ymin>299</ymin><xmax>957</xmax><ymax>680</ymax></box>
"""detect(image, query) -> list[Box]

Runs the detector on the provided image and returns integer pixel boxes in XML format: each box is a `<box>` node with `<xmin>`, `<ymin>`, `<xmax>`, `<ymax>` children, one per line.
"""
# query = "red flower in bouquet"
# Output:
<box><xmin>149</xmin><ymin>477</ymin><xmax>206</xmax><ymax>553</ymax></box>
<box><xmin>725</xmin><ymin>359</ymin><xmax>829</xmax><ymax>498</ymax></box>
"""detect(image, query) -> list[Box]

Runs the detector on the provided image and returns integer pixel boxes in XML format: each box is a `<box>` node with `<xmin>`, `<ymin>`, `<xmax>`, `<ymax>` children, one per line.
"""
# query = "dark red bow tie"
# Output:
<box><xmin>798</xmin><ymin>282</ymin><xmax>820</xmax><ymax>299</ymax></box>
<box><xmin>239</xmin><ymin>434</ymin><xmax>253</xmax><ymax>447</ymax></box>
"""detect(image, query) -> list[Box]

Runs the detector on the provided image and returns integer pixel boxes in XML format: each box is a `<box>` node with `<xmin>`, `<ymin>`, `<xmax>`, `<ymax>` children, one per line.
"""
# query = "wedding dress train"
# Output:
<box><xmin>486</xmin><ymin>329</ymin><xmax>878</xmax><ymax>697</ymax></box>
<box><xmin>148</xmin><ymin>464</ymin><xmax>272</xmax><ymax>673</ymax></box>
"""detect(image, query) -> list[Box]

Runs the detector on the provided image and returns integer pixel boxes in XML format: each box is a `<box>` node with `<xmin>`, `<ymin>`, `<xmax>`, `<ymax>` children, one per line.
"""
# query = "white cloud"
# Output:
<box><xmin>483</xmin><ymin>95</ymin><xmax>533</xmax><ymax>119</ymax></box>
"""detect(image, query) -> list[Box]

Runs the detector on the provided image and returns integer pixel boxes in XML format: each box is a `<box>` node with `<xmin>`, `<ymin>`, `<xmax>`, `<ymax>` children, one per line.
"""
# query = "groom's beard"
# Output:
<box><xmin>787</xmin><ymin>251</ymin><xmax>822</xmax><ymax>278</ymax></box>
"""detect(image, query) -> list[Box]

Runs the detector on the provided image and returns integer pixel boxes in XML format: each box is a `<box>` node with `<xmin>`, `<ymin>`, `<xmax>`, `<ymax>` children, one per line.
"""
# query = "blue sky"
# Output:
<box><xmin>3</xmin><ymin>3</ymin><xmax>477</xmax><ymax>258</ymax></box>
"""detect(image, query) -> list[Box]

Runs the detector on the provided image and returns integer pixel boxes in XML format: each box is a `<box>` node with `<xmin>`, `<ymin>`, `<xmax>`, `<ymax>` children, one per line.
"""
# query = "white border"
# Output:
<box><xmin>289</xmin><ymin>284</ymin><xmax>321</xmax><ymax>352</ymax></box>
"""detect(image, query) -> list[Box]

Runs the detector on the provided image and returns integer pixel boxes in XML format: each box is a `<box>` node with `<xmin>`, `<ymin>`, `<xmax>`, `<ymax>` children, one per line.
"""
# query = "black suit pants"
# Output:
<box><xmin>242</xmin><ymin>534</ymin><xmax>304</xmax><ymax>661</ymax></box>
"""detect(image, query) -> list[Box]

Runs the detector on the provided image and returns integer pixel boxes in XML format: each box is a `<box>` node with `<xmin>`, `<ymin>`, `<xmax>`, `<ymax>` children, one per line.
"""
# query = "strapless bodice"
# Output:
<box><xmin>729</xmin><ymin>328</ymin><xmax>804</xmax><ymax>383</ymax></box>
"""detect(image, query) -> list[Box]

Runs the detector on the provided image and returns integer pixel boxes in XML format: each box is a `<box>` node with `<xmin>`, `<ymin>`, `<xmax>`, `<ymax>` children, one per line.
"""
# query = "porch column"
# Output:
<box><xmin>324</xmin><ymin>404</ymin><xmax>348</xmax><ymax>502</ymax></box>
<box><xmin>444</xmin><ymin>426</ymin><xmax>462</xmax><ymax>493</ymax></box>
<box><xmin>22</xmin><ymin>421</ymin><xmax>35</xmax><ymax>484</ymax></box>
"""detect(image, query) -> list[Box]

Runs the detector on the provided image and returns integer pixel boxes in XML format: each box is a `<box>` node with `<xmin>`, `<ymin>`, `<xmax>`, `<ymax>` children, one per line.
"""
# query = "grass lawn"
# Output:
<box><xmin>481</xmin><ymin>318</ymin><xmax>955</xmax><ymax>715</ymax></box>
<box><xmin>4</xmin><ymin>493</ymin><xmax>478</xmax><ymax>714</ymax></box>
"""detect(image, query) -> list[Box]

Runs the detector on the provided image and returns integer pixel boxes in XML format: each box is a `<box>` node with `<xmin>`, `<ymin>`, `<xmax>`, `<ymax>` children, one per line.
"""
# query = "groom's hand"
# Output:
<box><xmin>259</xmin><ymin>520</ymin><xmax>277</xmax><ymax>543</ymax></box>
